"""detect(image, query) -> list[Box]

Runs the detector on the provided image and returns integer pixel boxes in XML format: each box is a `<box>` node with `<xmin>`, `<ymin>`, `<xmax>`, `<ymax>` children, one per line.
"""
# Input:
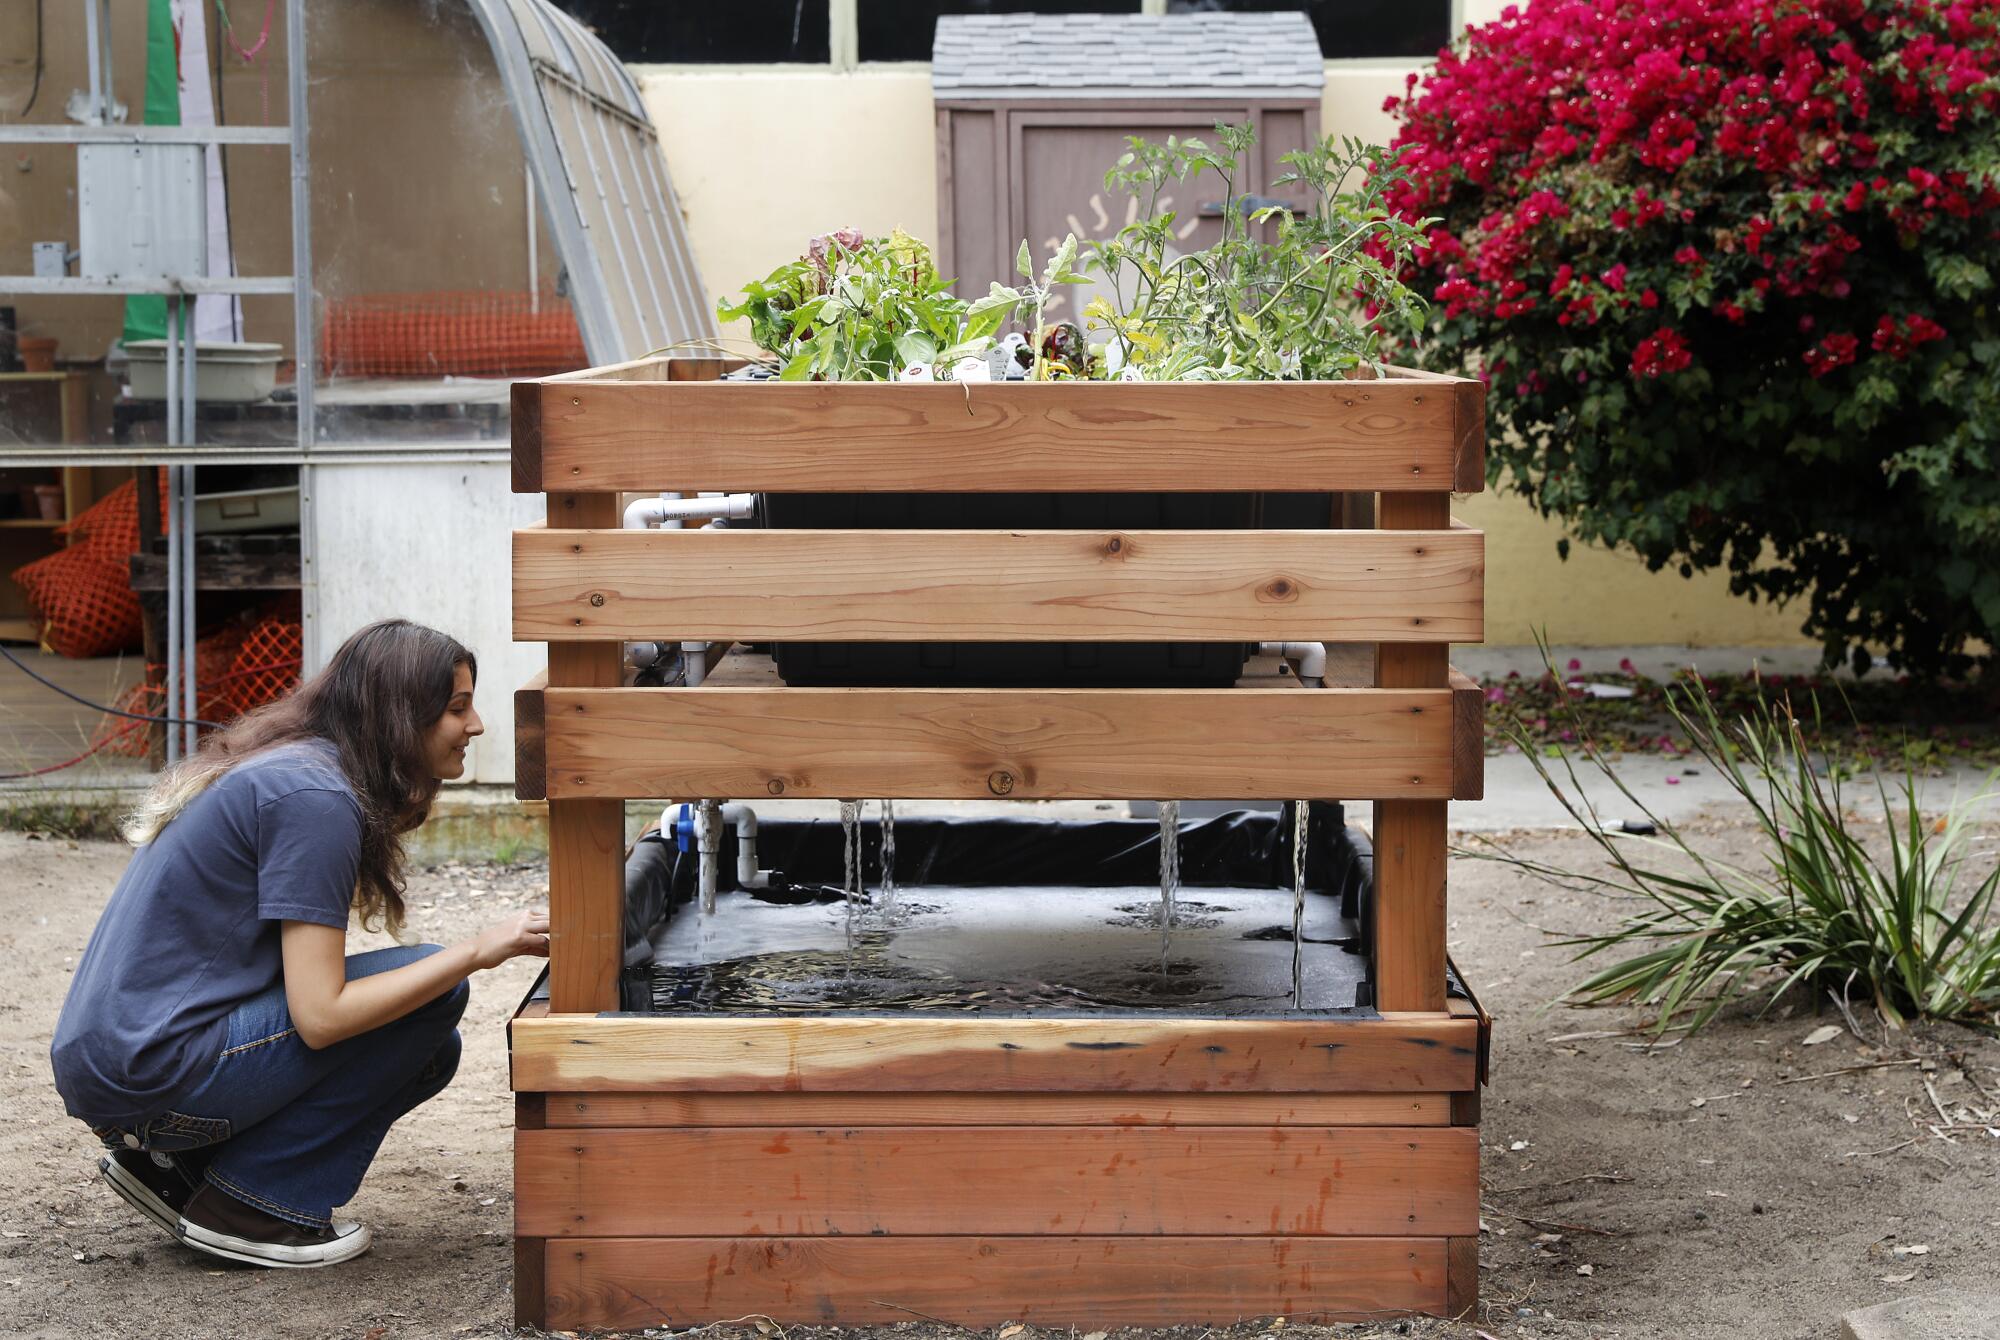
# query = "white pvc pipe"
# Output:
<box><xmin>719</xmin><ymin>803</ymin><xmax>770</xmax><ymax>890</ymax></box>
<box><xmin>622</xmin><ymin>494</ymin><xmax>689</xmax><ymax>676</ymax></box>
<box><xmin>622</xmin><ymin>492</ymin><xmax>680</xmax><ymax>531</ymax></box>
<box><xmin>1258</xmin><ymin>641</ymin><xmax>1328</xmax><ymax>686</ymax></box>
<box><xmin>622</xmin><ymin>493</ymin><xmax>755</xmax><ymax>527</ymax></box>
<box><xmin>668</xmin><ymin>800</ymin><xmax>773</xmax><ymax>915</ymax></box>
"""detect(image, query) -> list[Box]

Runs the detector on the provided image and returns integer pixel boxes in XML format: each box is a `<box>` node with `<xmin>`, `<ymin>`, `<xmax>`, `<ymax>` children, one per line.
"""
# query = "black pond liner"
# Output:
<box><xmin>575</xmin><ymin>802</ymin><xmax>1472</xmax><ymax>1019</ymax></box>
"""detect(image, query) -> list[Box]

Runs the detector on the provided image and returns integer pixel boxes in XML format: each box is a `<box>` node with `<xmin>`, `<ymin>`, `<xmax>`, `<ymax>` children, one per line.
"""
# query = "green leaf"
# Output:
<box><xmin>1016</xmin><ymin>240</ymin><xmax>1034</xmax><ymax>280</ymax></box>
<box><xmin>962</xmin><ymin>284</ymin><xmax>1022</xmax><ymax>343</ymax></box>
<box><xmin>894</xmin><ymin>330</ymin><xmax>938</xmax><ymax>368</ymax></box>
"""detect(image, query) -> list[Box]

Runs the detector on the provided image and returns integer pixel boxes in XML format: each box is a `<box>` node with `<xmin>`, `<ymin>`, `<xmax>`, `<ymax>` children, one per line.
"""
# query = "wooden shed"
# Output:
<box><xmin>933</xmin><ymin>12</ymin><xmax>1325</xmax><ymax>312</ymax></box>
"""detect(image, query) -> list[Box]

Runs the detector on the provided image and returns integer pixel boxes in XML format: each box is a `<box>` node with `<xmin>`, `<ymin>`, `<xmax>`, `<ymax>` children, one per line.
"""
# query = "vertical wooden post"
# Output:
<box><xmin>545</xmin><ymin>489</ymin><xmax>625</xmax><ymax>1014</ymax></box>
<box><xmin>1372</xmin><ymin>491</ymin><xmax>1450</xmax><ymax>1013</ymax></box>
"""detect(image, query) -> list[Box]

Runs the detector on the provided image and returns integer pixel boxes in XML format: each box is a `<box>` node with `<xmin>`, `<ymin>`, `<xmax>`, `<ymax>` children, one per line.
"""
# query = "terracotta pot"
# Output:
<box><xmin>32</xmin><ymin>484</ymin><xmax>64</xmax><ymax>520</ymax></box>
<box><xmin>19</xmin><ymin>336</ymin><xmax>57</xmax><ymax>374</ymax></box>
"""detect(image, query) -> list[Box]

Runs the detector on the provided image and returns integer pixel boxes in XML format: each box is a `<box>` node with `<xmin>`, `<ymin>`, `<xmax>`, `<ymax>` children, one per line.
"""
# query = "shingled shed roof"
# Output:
<box><xmin>931</xmin><ymin>12</ymin><xmax>1325</xmax><ymax>101</ymax></box>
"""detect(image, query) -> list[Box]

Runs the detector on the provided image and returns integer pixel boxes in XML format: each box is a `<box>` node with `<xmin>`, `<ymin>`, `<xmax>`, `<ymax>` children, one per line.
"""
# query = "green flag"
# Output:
<box><xmin>122</xmin><ymin>0</ymin><xmax>181</xmax><ymax>345</ymax></box>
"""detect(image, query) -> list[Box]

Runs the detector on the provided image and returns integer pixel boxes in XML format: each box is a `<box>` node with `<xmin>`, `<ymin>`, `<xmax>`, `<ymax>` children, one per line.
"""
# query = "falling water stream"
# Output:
<box><xmin>878</xmin><ymin>799</ymin><xmax>897</xmax><ymax>912</ymax></box>
<box><xmin>839</xmin><ymin>799</ymin><xmax>863</xmax><ymax>960</ymax></box>
<box><xmin>1291</xmin><ymin>800</ymin><xmax>1308</xmax><ymax>1008</ymax></box>
<box><xmin>1157</xmin><ymin>801</ymin><xmax>1180</xmax><ymax>959</ymax></box>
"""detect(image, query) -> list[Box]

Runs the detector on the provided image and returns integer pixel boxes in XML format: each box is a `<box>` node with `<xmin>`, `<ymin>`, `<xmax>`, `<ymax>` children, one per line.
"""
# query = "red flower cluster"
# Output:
<box><xmin>1803</xmin><ymin>332</ymin><xmax>1860</xmax><ymax>377</ymax></box>
<box><xmin>1871</xmin><ymin>312</ymin><xmax>1949</xmax><ymax>358</ymax></box>
<box><xmin>1632</xmin><ymin>328</ymin><xmax>1694</xmax><ymax>378</ymax></box>
<box><xmin>1381</xmin><ymin>0</ymin><xmax>2000</xmax><ymax>387</ymax></box>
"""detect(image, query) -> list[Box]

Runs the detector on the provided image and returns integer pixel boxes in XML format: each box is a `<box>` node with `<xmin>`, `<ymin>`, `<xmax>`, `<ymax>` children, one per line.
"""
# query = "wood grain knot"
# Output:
<box><xmin>1102</xmin><ymin>536</ymin><xmax>1124</xmax><ymax>557</ymax></box>
<box><xmin>987</xmin><ymin>770</ymin><xmax>1016</xmax><ymax>795</ymax></box>
<box><xmin>1262</xmin><ymin>578</ymin><xmax>1297</xmax><ymax>602</ymax></box>
<box><xmin>766</xmin><ymin>779</ymin><xmax>786</xmax><ymax>795</ymax></box>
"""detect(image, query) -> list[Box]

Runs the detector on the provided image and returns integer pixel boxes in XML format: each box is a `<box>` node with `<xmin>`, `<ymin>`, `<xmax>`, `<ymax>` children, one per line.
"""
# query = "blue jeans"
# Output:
<box><xmin>94</xmin><ymin>944</ymin><xmax>468</xmax><ymax>1229</ymax></box>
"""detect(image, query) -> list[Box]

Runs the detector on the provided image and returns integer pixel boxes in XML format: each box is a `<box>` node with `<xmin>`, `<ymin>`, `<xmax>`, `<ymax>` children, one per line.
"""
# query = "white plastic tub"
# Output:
<box><xmin>125</xmin><ymin>340</ymin><xmax>283</xmax><ymax>404</ymax></box>
<box><xmin>194</xmin><ymin>486</ymin><xmax>300</xmax><ymax>534</ymax></box>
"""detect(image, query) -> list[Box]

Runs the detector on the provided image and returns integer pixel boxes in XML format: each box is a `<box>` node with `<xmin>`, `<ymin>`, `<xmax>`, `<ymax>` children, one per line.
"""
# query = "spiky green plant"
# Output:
<box><xmin>1471</xmin><ymin>650</ymin><xmax>2000</xmax><ymax>1034</ymax></box>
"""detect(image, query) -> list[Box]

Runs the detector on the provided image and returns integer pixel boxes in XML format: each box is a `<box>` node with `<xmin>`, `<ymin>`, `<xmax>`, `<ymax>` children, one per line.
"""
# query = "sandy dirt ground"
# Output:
<box><xmin>0</xmin><ymin>820</ymin><xmax>1995</xmax><ymax>1340</ymax></box>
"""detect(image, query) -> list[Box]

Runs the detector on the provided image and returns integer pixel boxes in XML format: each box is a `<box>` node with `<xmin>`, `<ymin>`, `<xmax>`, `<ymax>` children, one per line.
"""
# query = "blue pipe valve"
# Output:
<box><xmin>675</xmin><ymin>803</ymin><xmax>695</xmax><ymax>852</ymax></box>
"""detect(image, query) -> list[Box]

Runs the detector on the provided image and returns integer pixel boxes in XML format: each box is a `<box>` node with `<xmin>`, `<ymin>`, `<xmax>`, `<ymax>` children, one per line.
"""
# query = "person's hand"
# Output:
<box><xmin>469</xmin><ymin>907</ymin><xmax>551</xmax><ymax>969</ymax></box>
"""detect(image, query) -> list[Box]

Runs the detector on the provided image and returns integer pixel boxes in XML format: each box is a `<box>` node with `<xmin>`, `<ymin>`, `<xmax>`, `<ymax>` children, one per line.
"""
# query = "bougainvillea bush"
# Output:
<box><xmin>1384</xmin><ymin>0</ymin><xmax>2000</xmax><ymax>676</ymax></box>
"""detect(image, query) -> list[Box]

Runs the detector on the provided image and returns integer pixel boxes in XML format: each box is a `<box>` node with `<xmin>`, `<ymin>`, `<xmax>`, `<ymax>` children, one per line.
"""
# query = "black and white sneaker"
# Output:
<box><xmin>98</xmin><ymin>1147</ymin><xmax>203</xmax><ymax>1240</ymax></box>
<box><xmin>178</xmin><ymin>1184</ymin><xmax>372</xmax><ymax>1269</ymax></box>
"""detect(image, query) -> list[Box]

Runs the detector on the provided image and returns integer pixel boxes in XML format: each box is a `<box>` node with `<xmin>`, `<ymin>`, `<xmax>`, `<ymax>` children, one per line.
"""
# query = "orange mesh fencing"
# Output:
<box><xmin>220</xmin><ymin>615</ymin><xmax>304</xmax><ymax>717</ymax></box>
<box><xmin>92</xmin><ymin>612</ymin><xmax>303</xmax><ymax>757</ymax></box>
<box><xmin>58</xmin><ymin>473</ymin><xmax>165</xmax><ymax>563</ymax></box>
<box><xmin>321</xmin><ymin>291</ymin><xmax>587</xmax><ymax>378</ymax></box>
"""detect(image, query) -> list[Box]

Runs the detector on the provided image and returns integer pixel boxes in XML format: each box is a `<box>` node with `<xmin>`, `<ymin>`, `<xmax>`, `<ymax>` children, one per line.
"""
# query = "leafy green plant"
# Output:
<box><xmin>1473</xmin><ymin>650</ymin><xmax>2000</xmax><ymax>1035</ymax></box>
<box><xmin>718</xmin><ymin>227</ymin><xmax>972</xmax><ymax>381</ymax></box>
<box><xmin>719</xmin><ymin>126</ymin><xmax>1433</xmax><ymax>385</ymax></box>
<box><xmin>949</xmin><ymin>233</ymin><xmax>1092</xmax><ymax>380</ymax></box>
<box><xmin>1082</xmin><ymin>125</ymin><xmax>1436</xmax><ymax>381</ymax></box>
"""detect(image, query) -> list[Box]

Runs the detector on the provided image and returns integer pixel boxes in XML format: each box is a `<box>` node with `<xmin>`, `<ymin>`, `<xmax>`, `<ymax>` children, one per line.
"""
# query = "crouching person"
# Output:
<box><xmin>50</xmin><ymin>619</ymin><xmax>550</xmax><ymax>1267</ymax></box>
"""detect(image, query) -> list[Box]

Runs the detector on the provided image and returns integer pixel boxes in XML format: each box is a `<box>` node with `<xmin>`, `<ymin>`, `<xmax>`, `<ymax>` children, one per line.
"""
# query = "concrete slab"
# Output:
<box><xmin>1455</xmin><ymin>642</ymin><xmax>1847</xmax><ymax>681</ymax></box>
<box><xmin>1840</xmin><ymin>1289</ymin><xmax>2000</xmax><ymax>1340</ymax></box>
<box><xmin>1453</xmin><ymin>750</ymin><xmax>1998</xmax><ymax>832</ymax></box>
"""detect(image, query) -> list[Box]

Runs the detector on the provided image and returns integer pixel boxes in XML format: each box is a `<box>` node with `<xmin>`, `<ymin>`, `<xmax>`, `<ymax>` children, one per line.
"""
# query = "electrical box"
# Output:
<box><xmin>77</xmin><ymin>143</ymin><xmax>206</xmax><ymax>281</ymax></box>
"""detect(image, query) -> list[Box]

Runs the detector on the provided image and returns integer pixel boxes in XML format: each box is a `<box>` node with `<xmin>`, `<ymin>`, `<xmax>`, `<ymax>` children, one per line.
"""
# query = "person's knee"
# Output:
<box><xmin>421</xmin><ymin>1029</ymin><xmax>463</xmax><ymax>1090</ymax></box>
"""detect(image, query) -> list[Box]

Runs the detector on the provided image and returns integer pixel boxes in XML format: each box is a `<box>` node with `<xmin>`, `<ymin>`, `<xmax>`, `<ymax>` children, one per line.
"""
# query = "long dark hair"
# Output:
<box><xmin>122</xmin><ymin>619</ymin><xmax>476</xmax><ymax>934</ymax></box>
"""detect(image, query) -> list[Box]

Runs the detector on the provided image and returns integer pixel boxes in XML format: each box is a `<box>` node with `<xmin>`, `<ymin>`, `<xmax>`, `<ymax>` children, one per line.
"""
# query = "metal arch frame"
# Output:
<box><xmin>465</xmin><ymin>0</ymin><xmax>624</xmax><ymax>362</ymax></box>
<box><xmin>464</xmin><ymin>0</ymin><xmax>717</xmax><ymax>364</ymax></box>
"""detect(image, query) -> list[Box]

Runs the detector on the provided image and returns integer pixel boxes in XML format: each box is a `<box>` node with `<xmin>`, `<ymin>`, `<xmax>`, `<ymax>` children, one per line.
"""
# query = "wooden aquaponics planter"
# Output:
<box><xmin>508</xmin><ymin>355</ymin><xmax>1490</xmax><ymax>1331</ymax></box>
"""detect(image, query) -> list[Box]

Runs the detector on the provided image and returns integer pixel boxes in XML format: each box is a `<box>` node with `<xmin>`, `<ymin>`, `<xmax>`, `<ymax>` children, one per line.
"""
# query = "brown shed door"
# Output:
<box><xmin>944</xmin><ymin>103</ymin><xmax>1314</xmax><ymax>314</ymax></box>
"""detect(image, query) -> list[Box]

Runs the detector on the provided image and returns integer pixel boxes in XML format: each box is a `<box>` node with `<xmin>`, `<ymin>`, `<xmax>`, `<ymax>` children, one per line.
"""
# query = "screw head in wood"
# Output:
<box><xmin>767</xmin><ymin>779</ymin><xmax>785</xmax><ymax>795</ymax></box>
<box><xmin>589</xmin><ymin>592</ymin><xmax>605</xmax><ymax>607</ymax></box>
<box><xmin>987</xmin><ymin>770</ymin><xmax>1015</xmax><ymax>795</ymax></box>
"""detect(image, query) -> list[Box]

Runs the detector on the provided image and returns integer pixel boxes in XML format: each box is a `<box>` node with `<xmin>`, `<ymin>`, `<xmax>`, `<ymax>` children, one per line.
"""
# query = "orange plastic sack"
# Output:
<box><xmin>12</xmin><ymin>546</ymin><xmax>143</xmax><ymax>658</ymax></box>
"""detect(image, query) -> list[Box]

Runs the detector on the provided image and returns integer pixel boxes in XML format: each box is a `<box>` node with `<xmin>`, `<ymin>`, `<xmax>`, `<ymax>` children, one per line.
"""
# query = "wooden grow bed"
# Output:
<box><xmin>508</xmin><ymin>354</ymin><xmax>1490</xmax><ymax>1330</ymax></box>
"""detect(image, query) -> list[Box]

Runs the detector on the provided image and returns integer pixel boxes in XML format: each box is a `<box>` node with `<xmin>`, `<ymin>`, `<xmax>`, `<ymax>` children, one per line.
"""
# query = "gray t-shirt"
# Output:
<box><xmin>51</xmin><ymin>740</ymin><xmax>363</xmax><ymax>1127</ymax></box>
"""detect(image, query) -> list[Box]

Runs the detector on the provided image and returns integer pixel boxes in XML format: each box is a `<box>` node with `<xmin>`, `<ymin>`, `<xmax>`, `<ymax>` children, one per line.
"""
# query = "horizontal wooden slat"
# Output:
<box><xmin>509</xmin><ymin>1014</ymin><xmax>1481</xmax><ymax>1094</ymax></box>
<box><xmin>516</xmin><ymin>1125</ymin><xmax>1478</xmax><ymax>1238</ymax></box>
<box><xmin>513</xmin><ymin>526</ymin><xmax>1484</xmax><ymax>644</ymax></box>
<box><xmin>537</xmin><ymin>685</ymin><xmax>1453</xmax><ymax>800</ymax></box>
<box><xmin>514</xmin><ymin>671</ymin><xmax>548</xmax><ymax>803</ymax></box>
<box><xmin>517</xmin><ymin>376</ymin><xmax>1471</xmax><ymax>494</ymax></box>
<box><xmin>540</xmin><ymin>1091</ymin><xmax>1451</xmax><ymax>1127</ymax></box>
<box><xmin>542</xmin><ymin>1235</ymin><xmax>1449</xmax><ymax>1329</ymax></box>
<box><xmin>1450</xmin><ymin>667</ymin><xmax>1485</xmax><ymax>802</ymax></box>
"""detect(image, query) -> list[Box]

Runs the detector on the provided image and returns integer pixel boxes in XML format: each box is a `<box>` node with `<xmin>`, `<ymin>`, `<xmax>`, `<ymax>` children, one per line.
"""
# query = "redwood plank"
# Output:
<box><xmin>544</xmin><ymin>492</ymin><xmax>624</xmax><ymax>1013</ymax></box>
<box><xmin>540</xmin><ymin>685</ymin><xmax>1454</xmax><ymax>801</ymax></box>
<box><xmin>1452</xmin><ymin>378</ymin><xmax>1486</xmax><ymax>493</ymax></box>
<box><xmin>515</xmin><ymin>1126</ymin><xmax>1478</xmax><ymax>1238</ymax></box>
<box><xmin>1446</xmin><ymin>1236</ymin><xmax>1480</xmax><ymax>1320</ymax></box>
<box><xmin>527</xmin><ymin>377</ymin><xmax>1469</xmax><ymax>494</ymax></box>
<box><xmin>514</xmin><ymin>1235</ymin><xmax>547</xmax><ymax>1329</ymax></box>
<box><xmin>513</xmin><ymin>673</ymin><xmax>547</xmax><ymax>803</ymax></box>
<box><xmin>509</xmin><ymin>1014</ymin><xmax>1480</xmax><ymax>1094</ymax></box>
<box><xmin>541</xmin><ymin>1091</ymin><xmax>1450</xmax><ymax>1128</ymax></box>
<box><xmin>1371</xmin><ymin>801</ymin><xmax>1449</xmax><ymax>1014</ymax></box>
<box><xmin>513</xmin><ymin>526</ymin><xmax>1484</xmax><ymax>645</ymax></box>
<box><xmin>511</xmin><ymin>383</ymin><xmax>544</xmax><ymax>493</ymax></box>
<box><xmin>1374</xmin><ymin>491</ymin><xmax>1453</xmax><ymax>1014</ymax></box>
<box><xmin>1449</xmin><ymin>668</ymin><xmax>1485</xmax><ymax>802</ymax></box>
<box><xmin>540</xmin><ymin>1235</ymin><xmax>1449</xmax><ymax>1329</ymax></box>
